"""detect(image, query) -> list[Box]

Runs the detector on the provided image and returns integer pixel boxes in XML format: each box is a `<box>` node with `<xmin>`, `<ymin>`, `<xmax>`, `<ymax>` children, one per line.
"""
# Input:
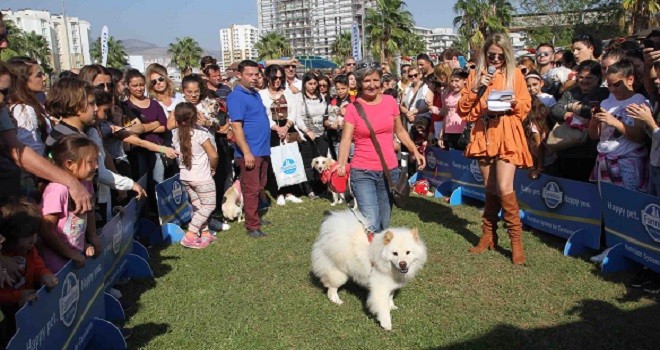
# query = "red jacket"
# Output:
<box><xmin>0</xmin><ymin>247</ymin><xmax>52</xmax><ymax>304</ymax></box>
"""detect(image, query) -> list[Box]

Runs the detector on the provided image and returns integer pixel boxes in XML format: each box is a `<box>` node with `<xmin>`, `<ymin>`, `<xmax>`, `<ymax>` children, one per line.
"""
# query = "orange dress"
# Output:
<box><xmin>457</xmin><ymin>68</ymin><xmax>533</xmax><ymax>168</ymax></box>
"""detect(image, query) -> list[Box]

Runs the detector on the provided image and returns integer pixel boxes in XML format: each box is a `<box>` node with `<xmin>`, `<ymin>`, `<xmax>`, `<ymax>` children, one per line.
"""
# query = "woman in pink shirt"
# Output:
<box><xmin>336</xmin><ymin>62</ymin><xmax>425</xmax><ymax>234</ymax></box>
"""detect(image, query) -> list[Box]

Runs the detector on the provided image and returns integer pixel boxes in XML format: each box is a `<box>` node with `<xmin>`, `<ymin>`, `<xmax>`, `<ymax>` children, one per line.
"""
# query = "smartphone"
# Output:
<box><xmin>589</xmin><ymin>101</ymin><xmax>600</xmax><ymax>114</ymax></box>
<box><xmin>643</xmin><ymin>38</ymin><xmax>658</xmax><ymax>50</ymax></box>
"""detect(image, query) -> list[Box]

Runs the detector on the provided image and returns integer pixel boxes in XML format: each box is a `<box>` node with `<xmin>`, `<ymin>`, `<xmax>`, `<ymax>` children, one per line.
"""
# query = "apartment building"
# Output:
<box><xmin>2</xmin><ymin>9</ymin><xmax>91</xmax><ymax>72</ymax></box>
<box><xmin>219</xmin><ymin>24</ymin><xmax>261</xmax><ymax>71</ymax></box>
<box><xmin>257</xmin><ymin>0</ymin><xmax>373</xmax><ymax>58</ymax></box>
<box><xmin>413</xmin><ymin>27</ymin><xmax>459</xmax><ymax>58</ymax></box>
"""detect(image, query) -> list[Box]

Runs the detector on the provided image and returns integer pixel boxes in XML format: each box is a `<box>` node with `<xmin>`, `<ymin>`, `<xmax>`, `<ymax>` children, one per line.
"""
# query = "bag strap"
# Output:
<box><xmin>353</xmin><ymin>101</ymin><xmax>394</xmax><ymax>187</ymax></box>
<box><xmin>406</xmin><ymin>82</ymin><xmax>425</xmax><ymax>110</ymax></box>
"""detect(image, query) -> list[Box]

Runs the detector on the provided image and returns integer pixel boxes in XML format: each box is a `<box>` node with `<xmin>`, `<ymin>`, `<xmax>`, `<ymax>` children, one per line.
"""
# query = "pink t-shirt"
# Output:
<box><xmin>442</xmin><ymin>91</ymin><xmax>465</xmax><ymax>134</ymax></box>
<box><xmin>344</xmin><ymin>95</ymin><xmax>399</xmax><ymax>171</ymax></box>
<box><xmin>172</xmin><ymin>127</ymin><xmax>213</xmax><ymax>182</ymax></box>
<box><xmin>40</xmin><ymin>181</ymin><xmax>93</xmax><ymax>272</ymax></box>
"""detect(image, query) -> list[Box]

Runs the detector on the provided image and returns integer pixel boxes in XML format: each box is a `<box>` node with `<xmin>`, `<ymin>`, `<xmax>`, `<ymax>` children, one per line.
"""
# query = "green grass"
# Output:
<box><xmin>121</xmin><ymin>195</ymin><xmax>658</xmax><ymax>350</ymax></box>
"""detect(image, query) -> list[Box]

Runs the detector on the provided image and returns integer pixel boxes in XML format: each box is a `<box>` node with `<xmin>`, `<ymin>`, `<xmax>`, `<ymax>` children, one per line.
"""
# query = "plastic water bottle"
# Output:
<box><xmin>400</xmin><ymin>151</ymin><xmax>409</xmax><ymax>173</ymax></box>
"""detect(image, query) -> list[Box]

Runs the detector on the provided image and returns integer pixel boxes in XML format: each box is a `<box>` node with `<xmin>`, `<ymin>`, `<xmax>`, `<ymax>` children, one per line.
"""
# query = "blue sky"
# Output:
<box><xmin>2</xmin><ymin>0</ymin><xmax>458</xmax><ymax>49</ymax></box>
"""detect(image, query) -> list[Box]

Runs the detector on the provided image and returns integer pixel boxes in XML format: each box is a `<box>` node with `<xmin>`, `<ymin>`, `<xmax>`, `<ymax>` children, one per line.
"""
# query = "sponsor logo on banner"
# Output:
<box><xmin>642</xmin><ymin>203</ymin><xmax>660</xmax><ymax>242</ymax></box>
<box><xmin>59</xmin><ymin>272</ymin><xmax>79</xmax><ymax>327</ymax></box>
<box><xmin>282</xmin><ymin>158</ymin><xmax>296</xmax><ymax>175</ymax></box>
<box><xmin>172</xmin><ymin>181</ymin><xmax>183</xmax><ymax>205</ymax></box>
<box><xmin>470</xmin><ymin>160</ymin><xmax>482</xmax><ymax>182</ymax></box>
<box><xmin>542</xmin><ymin>181</ymin><xmax>563</xmax><ymax>209</ymax></box>
<box><xmin>426</xmin><ymin>151</ymin><xmax>437</xmax><ymax>169</ymax></box>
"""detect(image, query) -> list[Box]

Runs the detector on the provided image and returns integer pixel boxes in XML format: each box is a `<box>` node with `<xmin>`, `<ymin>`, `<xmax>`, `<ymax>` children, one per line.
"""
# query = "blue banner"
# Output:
<box><xmin>418</xmin><ymin>147</ymin><xmax>451</xmax><ymax>188</ymax></box>
<box><xmin>351</xmin><ymin>22</ymin><xmax>362</xmax><ymax>62</ymax></box>
<box><xmin>8</xmin><ymin>257</ymin><xmax>106</xmax><ymax>350</ymax></box>
<box><xmin>601</xmin><ymin>182</ymin><xmax>660</xmax><ymax>273</ymax></box>
<box><xmin>514</xmin><ymin>171</ymin><xmax>602</xmax><ymax>250</ymax></box>
<box><xmin>155</xmin><ymin>174</ymin><xmax>191</xmax><ymax>226</ymax></box>
<box><xmin>449</xmin><ymin>150</ymin><xmax>485</xmax><ymax>201</ymax></box>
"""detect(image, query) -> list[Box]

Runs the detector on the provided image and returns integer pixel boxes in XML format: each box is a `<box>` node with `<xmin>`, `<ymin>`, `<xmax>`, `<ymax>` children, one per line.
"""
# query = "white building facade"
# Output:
<box><xmin>257</xmin><ymin>0</ymin><xmax>373</xmax><ymax>59</ymax></box>
<box><xmin>2</xmin><ymin>9</ymin><xmax>91</xmax><ymax>72</ymax></box>
<box><xmin>413</xmin><ymin>27</ymin><xmax>459</xmax><ymax>59</ymax></box>
<box><xmin>219</xmin><ymin>24</ymin><xmax>260</xmax><ymax>71</ymax></box>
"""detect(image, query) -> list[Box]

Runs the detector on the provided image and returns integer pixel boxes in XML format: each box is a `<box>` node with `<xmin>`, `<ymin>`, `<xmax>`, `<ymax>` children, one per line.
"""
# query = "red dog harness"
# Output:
<box><xmin>320</xmin><ymin>163</ymin><xmax>350</xmax><ymax>193</ymax></box>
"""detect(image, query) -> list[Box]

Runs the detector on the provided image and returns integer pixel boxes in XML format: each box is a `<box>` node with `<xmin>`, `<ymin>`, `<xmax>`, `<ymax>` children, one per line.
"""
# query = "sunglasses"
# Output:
<box><xmin>356</xmin><ymin>61</ymin><xmax>381</xmax><ymax>70</ymax></box>
<box><xmin>319</xmin><ymin>83</ymin><xmax>329</xmax><ymax>88</ymax></box>
<box><xmin>467</xmin><ymin>64</ymin><xmax>476</xmax><ymax>70</ymax></box>
<box><xmin>95</xmin><ymin>82</ymin><xmax>114</xmax><ymax>91</ymax></box>
<box><xmin>408</xmin><ymin>73</ymin><xmax>419</xmax><ymax>78</ymax></box>
<box><xmin>487</xmin><ymin>52</ymin><xmax>505</xmax><ymax>61</ymax></box>
<box><xmin>272</xmin><ymin>75</ymin><xmax>283</xmax><ymax>80</ymax></box>
<box><xmin>284</xmin><ymin>65</ymin><xmax>296</xmax><ymax>69</ymax></box>
<box><xmin>0</xmin><ymin>87</ymin><xmax>9</xmax><ymax>98</ymax></box>
<box><xmin>150</xmin><ymin>76</ymin><xmax>165</xmax><ymax>85</ymax></box>
<box><xmin>521</xmin><ymin>67</ymin><xmax>529</xmax><ymax>75</ymax></box>
<box><xmin>346</xmin><ymin>63</ymin><xmax>357</xmax><ymax>66</ymax></box>
<box><xmin>536</xmin><ymin>51</ymin><xmax>551</xmax><ymax>58</ymax></box>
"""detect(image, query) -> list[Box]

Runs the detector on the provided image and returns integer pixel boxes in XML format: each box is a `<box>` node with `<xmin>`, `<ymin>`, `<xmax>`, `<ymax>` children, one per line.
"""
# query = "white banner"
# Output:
<box><xmin>101</xmin><ymin>26</ymin><xmax>109</xmax><ymax>66</ymax></box>
<box><xmin>351</xmin><ymin>22</ymin><xmax>362</xmax><ymax>62</ymax></box>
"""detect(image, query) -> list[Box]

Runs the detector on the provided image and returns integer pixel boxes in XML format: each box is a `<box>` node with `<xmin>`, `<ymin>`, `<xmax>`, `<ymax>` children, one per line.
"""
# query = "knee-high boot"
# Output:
<box><xmin>500</xmin><ymin>192</ymin><xmax>525</xmax><ymax>264</ymax></box>
<box><xmin>469</xmin><ymin>192</ymin><xmax>500</xmax><ymax>253</ymax></box>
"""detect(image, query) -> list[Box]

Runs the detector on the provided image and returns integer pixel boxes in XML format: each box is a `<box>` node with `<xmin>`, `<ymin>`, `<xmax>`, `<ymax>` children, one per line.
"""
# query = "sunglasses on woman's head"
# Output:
<box><xmin>150</xmin><ymin>76</ymin><xmax>165</xmax><ymax>85</ymax></box>
<box><xmin>487</xmin><ymin>53</ymin><xmax>505</xmax><ymax>61</ymax></box>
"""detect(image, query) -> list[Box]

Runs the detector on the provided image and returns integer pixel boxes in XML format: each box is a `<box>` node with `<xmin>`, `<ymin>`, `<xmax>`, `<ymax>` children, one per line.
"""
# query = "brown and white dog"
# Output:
<box><xmin>311</xmin><ymin>156</ymin><xmax>355</xmax><ymax>208</ymax></box>
<box><xmin>222</xmin><ymin>180</ymin><xmax>243</xmax><ymax>222</ymax></box>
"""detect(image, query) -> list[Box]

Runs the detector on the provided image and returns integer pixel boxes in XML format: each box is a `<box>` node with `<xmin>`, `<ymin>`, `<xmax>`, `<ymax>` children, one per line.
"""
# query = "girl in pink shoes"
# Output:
<box><xmin>172</xmin><ymin>102</ymin><xmax>218</xmax><ymax>249</ymax></box>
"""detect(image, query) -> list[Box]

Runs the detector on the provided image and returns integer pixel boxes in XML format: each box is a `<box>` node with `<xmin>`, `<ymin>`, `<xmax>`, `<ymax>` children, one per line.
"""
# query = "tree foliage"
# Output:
<box><xmin>621</xmin><ymin>0</ymin><xmax>660</xmax><ymax>35</ymax></box>
<box><xmin>331</xmin><ymin>32</ymin><xmax>352</xmax><ymax>65</ymax></box>
<box><xmin>453</xmin><ymin>0</ymin><xmax>514</xmax><ymax>55</ymax></box>
<box><xmin>90</xmin><ymin>36</ymin><xmax>128</xmax><ymax>69</ymax></box>
<box><xmin>364</xmin><ymin>0</ymin><xmax>416</xmax><ymax>68</ymax></box>
<box><xmin>2</xmin><ymin>19</ymin><xmax>52</xmax><ymax>73</ymax></box>
<box><xmin>168</xmin><ymin>37</ymin><xmax>203</xmax><ymax>72</ymax></box>
<box><xmin>254</xmin><ymin>32</ymin><xmax>292</xmax><ymax>61</ymax></box>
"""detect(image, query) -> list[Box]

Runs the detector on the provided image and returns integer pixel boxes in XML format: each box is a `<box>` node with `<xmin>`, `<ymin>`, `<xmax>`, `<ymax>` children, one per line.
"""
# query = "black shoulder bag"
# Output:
<box><xmin>353</xmin><ymin>101</ymin><xmax>410</xmax><ymax>208</ymax></box>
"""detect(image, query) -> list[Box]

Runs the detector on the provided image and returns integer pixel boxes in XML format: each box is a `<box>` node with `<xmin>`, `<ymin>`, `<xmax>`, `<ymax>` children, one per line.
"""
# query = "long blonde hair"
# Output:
<box><xmin>473</xmin><ymin>34</ymin><xmax>516</xmax><ymax>90</ymax></box>
<box><xmin>145</xmin><ymin>63</ymin><xmax>174</xmax><ymax>99</ymax></box>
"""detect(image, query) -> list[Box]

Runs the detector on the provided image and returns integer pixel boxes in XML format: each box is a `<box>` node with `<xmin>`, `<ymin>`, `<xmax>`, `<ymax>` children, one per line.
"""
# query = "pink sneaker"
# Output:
<box><xmin>201</xmin><ymin>231</ymin><xmax>217</xmax><ymax>243</ymax></box>
<box><xmin>180</xmin><ymin>235</ymin><xmax>210</xmax><ymax>249</ymax></box>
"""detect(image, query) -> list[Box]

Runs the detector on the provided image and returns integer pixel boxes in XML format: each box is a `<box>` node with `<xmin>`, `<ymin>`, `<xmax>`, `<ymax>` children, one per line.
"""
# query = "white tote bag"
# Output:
<box><xmin>270</xmin><ymin>142</ymin><xmax>307</xmax><ymax>189</ymax></box>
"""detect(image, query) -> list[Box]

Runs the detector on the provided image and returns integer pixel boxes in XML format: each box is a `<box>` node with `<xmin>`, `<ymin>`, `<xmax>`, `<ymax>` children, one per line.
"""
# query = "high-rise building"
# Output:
<box><xmin>1</xmin><ymin>9</ymin><xmax>91</xmax><ymax>72</ymax></box>
<box><xmin>413</xmin><ymin>27</ymin><xmax>459</xmax><ymax>58</ymax></box>
<box><xmin>257</xmin><ymin>0</ymin><xmax>373</xmax><ymax>59</ymax></box>
<box><xmin>219</xmin><ymin>24</ymin><xmax>261</xmax><ymax>71</ymax></box>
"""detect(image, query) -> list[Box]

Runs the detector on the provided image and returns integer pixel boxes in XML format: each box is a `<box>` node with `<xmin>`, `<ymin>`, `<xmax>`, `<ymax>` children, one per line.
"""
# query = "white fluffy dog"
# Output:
<box><xmin>311</xmin><ymin>210</ymin><xmax>427</xmax><ymax>330</ymax></box>
<box><xmin>222</xmin><ymin>181</ymin><xmax>243</xmax><ymax>222</ymax></box>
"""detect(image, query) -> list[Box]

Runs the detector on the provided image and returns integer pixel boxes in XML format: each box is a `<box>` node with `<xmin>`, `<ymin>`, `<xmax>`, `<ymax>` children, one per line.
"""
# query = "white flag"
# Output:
<box><xmin>351</xmin><ymin>22</ymin><xmax>362</xmax><ymax>61</ymax></box>
<box><xmin>101</xmin><ymin>26</ymin><xmax>109</xmax><ymax>66</ymax></box>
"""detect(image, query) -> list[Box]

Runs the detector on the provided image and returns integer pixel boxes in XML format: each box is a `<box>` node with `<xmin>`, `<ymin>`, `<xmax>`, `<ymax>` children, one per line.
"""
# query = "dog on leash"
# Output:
<box><xmin>222</xmin><ymin>180</ymin><xmax>243</xmax><ymax>222</ymax></box>
<box><xmin>311</xmin><ymin>156</ymin><xmax>355</xmax><ymax>208</ymax></box>
<box><xmin>311</xmin><ymin>210</ymin><xmax>427</xmax><ymax>330</ymax></box>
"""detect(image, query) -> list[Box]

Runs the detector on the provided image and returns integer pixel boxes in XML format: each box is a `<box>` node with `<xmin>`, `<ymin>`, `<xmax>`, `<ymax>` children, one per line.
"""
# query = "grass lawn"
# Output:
<box><xmin>121</xmin><ymin>195</ymin><xmax>658</xmax><ymax>350</ymax></box>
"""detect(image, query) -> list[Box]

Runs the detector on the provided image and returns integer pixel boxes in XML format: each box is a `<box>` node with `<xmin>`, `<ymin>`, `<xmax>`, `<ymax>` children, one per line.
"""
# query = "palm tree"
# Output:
<box><xmin>254</xmin><ymin>32</ymin><xmax>292</xmax><ymax>60</ymax></box>
<box><xmin>331</xmin><ymin>32</ymin><xmax>352</xmax><ymax>65</ymax></box>
<box><xmin>364</xmin><ymin>0</ymin><xmax>416</xmax><ymax>68</ymax></box>
<box><xmin>168</xmin><ymin>37</ymin><xmax>203</xmax><ymax>72</ymax></box>
<box><xmin>622</xmin><ymin>0</ymin><xmax>660</xmax><ymax>35</ymax></box>
<box><xmin>0</xmin><ymin>19</ymin><xmax>25</xmax><ymax>61</ymax></box>
<box><xmin>90</xmin><ymin>36</ymin><xmax>128</xmax><ymax>69</ymax></box>
<box><xmin>453</xmin><ymin>0</ymin><xmax>514</xmax><ymax>54</ymax></box>
<box><xmin>19</xmin><ymin>31</ymin><xmax>53</xmax><ymax>74</ymax></box>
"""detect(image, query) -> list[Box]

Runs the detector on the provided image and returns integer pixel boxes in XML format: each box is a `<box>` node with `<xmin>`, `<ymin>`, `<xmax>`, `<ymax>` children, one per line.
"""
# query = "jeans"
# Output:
<box><xmin>350</xmin><ymin>167</ymin><xmax>400</xmax><ymax>233</ymax></box>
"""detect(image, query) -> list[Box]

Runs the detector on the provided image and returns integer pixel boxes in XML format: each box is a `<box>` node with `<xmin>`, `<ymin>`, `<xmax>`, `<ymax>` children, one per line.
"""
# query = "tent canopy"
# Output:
<box><xmin>292</xmin><ymin>55</ymin><xmax>338</xmax><ymax>69</ymax></box>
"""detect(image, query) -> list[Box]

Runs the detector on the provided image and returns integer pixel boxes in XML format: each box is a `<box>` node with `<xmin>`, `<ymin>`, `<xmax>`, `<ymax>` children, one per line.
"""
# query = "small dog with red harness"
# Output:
<box><xmin>311</xmin><ymin>156</ymin><xmax>354</xmax><ymax>208</ymax></box>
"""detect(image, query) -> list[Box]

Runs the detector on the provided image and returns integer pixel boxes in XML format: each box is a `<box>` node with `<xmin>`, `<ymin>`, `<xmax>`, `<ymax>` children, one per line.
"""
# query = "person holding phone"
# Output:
<box><xmin>457</xmin><ymin>34</ymin><xmax>532</xmax><ymax>265</ymax></box>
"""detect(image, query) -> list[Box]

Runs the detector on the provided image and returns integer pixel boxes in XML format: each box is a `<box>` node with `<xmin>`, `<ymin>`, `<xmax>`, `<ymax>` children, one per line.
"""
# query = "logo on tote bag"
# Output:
<box><xmin>282</xmin><ymin>158</ymin><xmax>297</xmax><ymax>175</ymax></box>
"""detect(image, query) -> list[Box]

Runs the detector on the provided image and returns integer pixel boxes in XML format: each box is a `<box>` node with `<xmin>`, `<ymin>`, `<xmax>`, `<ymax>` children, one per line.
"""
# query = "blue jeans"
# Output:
<box><xmin>350</xmin><ymin>167</ymin><xmax>400</xmax><ymax>233</ymax></box>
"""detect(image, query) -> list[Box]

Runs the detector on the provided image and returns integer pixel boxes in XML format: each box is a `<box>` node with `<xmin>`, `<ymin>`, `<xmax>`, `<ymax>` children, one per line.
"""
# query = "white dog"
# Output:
<box><xmin>222</xmin><ymin>180</ymin><xmax>243</xmax><ymax>222</ymax></box>
<box><xmin>311</xmin><ymin>210</ymin><xmax>427</xmax><ymax>330</ymax></box>
<box><xmin>311</xmin><ymin>156</ymin><xmax>356</xmax><ymax>208</ymax></box>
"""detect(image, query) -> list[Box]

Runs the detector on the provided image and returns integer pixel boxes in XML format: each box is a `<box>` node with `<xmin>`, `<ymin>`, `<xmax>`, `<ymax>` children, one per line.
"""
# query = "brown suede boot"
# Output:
<box><xmin>500</xmin><ymin>192</ymin><xmax>526</xmax><ymax>264</ymax></box>
<box><xmin>469</xmin><ymin>192</ymin><xmax>501</xmax><ymax>253</ymax></box>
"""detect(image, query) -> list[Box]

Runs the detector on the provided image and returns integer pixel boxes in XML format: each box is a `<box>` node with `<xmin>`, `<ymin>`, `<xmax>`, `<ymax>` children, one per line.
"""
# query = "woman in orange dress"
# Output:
<box><xmin>457</xmin><ymin>34</ymin><xmax>532</xmax><ymax>265</ymax></box>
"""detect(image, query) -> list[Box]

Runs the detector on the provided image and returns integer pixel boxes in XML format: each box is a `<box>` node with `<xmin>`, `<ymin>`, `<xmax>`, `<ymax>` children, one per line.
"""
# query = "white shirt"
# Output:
<box><xmin>537</xmin><ymin>92</ymin><xmax>557</xmax><ymax>108</ymax></box>
<box><xmin>285</xmin><ymin>77</ymin><xmax>302</xmax><ymax>93</ymax></box>
<box><xmin>597</xmin><ymin>93</ymin><xmax>650</xmax><ymax>157</ymax></box>
<box><xmin>10</xmin><ymin>104</ymin><xmax>51</xmax><ymax>156</ymax></box>
<box><xmin>86</xmin><ymin>127</ymin><xmax>135</xmax><ymax>203</ymax></box>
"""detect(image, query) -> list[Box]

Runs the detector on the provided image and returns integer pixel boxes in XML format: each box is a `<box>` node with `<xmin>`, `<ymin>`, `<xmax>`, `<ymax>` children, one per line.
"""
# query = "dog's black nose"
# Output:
<box><xmin>399</xmin><ymin>261</ymin><xmax>407</xmax><ymax>269</ymax></box>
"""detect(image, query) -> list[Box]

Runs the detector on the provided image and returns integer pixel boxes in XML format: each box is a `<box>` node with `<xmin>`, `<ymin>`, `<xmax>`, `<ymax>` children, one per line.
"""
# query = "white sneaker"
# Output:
<box><xmin>109</xmin><ymin>287</ymin><xmax>122</xmax><ymax>299</ymax></box>
<box><xmin>285</xmin><ymin>195</ymin><xmax>303</xmax><ymax>203</ymax></box>
<box><xmin>276</xmin><ymin>195</ymin><xmax>286</xmax><ymax>206</ymax></box>
<box><xmin>221</xmin><ymin>222</ymin><xmax>231</xmax><ymax>231</ymax></box>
